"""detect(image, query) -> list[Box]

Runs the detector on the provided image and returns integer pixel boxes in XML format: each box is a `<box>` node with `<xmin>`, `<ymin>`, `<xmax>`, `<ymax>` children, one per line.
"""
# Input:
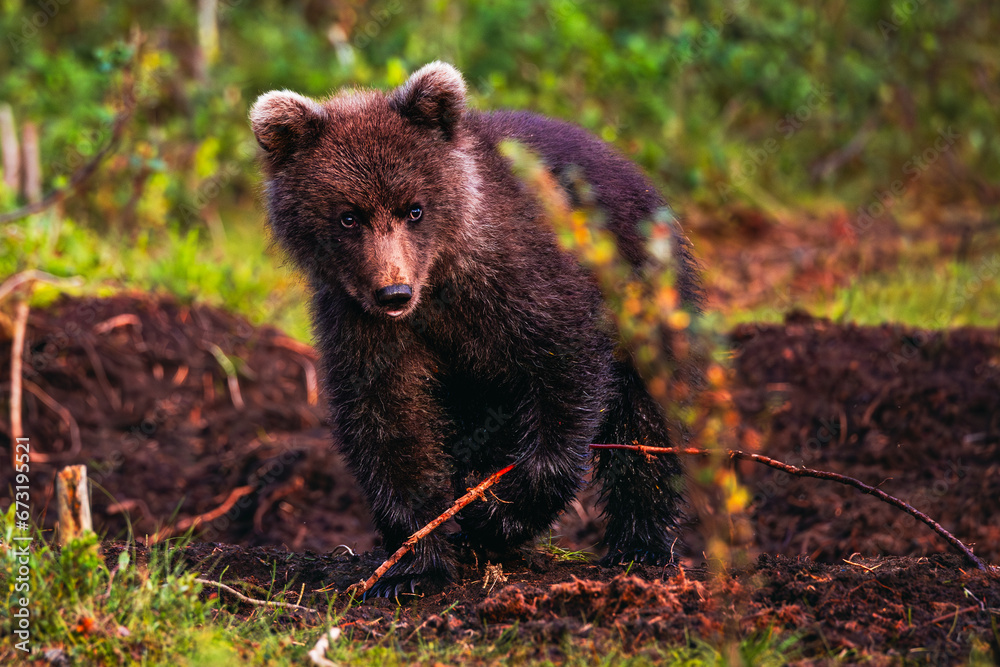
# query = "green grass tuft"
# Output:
<box><xmin>725</xmin><ymin>255</ymin><xmax>1000</xmax><ymax>331</ymax></box>
<box><xmin>0</xmin><ymin>507</ymin><xmax>220</xmax><ymax>664</ymax></box>
<box><xmin>0</xmin><ymin>506</ymin><xmax>812</xmax><ymax>665</ymax></box>
<box><xmin>536</xmin><ymin>531</ymin><xmax>594</xmax><ymax>563</ymax></box>
<box><xmin>4</xmin><ymin>212</ymin><xmax>313</xmax><ymax>342</ymax></box>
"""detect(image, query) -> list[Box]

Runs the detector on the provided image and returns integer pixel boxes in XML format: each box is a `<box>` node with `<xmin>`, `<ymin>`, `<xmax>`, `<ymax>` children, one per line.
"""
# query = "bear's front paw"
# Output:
<box><xmin>362</xmin><ymin>559</ymin><xmax>451</xmax><ymax>602</ymax></box>
<box><xmin>364</xmin><ymin>573</ymin><xmax>445</xmax><ymax>601</ymax></box>
<box><xmin>600</xmin><ymin>546</ymin><xmax>676</xmax><ymax>568</ymax></box>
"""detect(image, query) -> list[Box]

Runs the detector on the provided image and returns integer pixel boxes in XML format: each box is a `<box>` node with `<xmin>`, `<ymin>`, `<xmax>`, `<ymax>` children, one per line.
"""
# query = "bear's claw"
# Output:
<box><xmin>363</xmin><ymin>575</ymin><xmax>420</xmax><ymax>601</ymax></box>
<box><xmin>361</xmin><ymin>567</ymin><xmax>449</xmax><ymax>602</ymax></box>
<box><xmin>600</xmin><ymin>547</ymin><xmax>675</xmax><ymax>568</ymax></box>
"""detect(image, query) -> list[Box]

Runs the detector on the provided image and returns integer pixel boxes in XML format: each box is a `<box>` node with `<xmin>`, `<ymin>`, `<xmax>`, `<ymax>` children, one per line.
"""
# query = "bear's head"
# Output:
<box><xmin>250</xmin><ymin>62</ymin><xmax>481</xmax><ymax>319</ymax></box>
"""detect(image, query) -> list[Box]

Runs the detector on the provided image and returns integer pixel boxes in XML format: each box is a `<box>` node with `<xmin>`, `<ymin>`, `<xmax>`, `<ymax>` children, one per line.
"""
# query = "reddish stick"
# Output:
<box><xmin>10</xmin><ymin>300</ymin><xmax>28</xmax><ymax>451</ymax></box>
<box><xmin>347</xmin><ymin>463</ymin><xmax>517</xmax><ymax>598</ymax></box>
<box><xmin>590</xmin><ymin>443</ymin><xmax>987</xmax><ymax>571</ymax></box>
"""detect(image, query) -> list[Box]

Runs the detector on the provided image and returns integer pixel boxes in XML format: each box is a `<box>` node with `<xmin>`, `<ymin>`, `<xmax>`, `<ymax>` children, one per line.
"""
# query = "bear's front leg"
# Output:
<box><xmin>594</xmin><ymin>361</ymin><xmax>686</xmax><ymax>566</ymax></box>
<box><xmin>454</xmin><ymin>376</ymin><xmax>606</xmax><ymax>553</ymax></box>
<box><xmin>331</xmin><ymin>350</ymin><xmax>456</xmax><ymax>599</ymax></box>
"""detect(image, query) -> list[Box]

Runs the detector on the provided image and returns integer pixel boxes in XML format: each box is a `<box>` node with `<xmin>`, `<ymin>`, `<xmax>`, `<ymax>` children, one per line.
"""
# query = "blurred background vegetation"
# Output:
<box><xmin>2</xmin><ymin>0</ymin><xmax>999</xmax><ymax>339</ymax></box>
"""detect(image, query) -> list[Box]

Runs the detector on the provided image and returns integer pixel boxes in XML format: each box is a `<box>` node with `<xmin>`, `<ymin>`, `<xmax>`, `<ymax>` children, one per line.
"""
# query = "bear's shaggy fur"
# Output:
<box><xmin>251</xmin><ymin>62</ymin><xmax>702</xmax><ymax>597</ymax></box>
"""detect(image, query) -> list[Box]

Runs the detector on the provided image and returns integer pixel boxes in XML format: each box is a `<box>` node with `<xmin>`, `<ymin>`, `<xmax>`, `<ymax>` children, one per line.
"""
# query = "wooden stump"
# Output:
<box><xmin>56</xmin><ymin>465</ymin><xmax>93</xmax><ymax>545</ymax></box>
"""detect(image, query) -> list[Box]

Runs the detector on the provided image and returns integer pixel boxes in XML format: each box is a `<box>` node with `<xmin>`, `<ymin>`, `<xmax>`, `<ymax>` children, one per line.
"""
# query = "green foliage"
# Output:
<box><xmin>0</xmin><ymin>504</ymin><xmax>805</xmax><ymax>665</ymax></box>
<box><xmin>0</xmin><ymin>507</ymin><xmax>215</xmax><ymax>663</ymax></box>
<box><xmin>727</xmin><ymin>253</ymin><xmax>1000</xmax><ymax>329</ymax></box>
<box><xmin>830</xmin><ymin>257</ymin><xmax>1000</xmax><ymax>327</ymax></box>
<box><xmin>0</xmin><ymin>212</ymin><xmax>312</xmax><ymax>340</ymax></box>
<box><xmin>1</xmin><ymin>0</ymin><xmax>997</xmax><ymax>331</ymax></box>
<box><xmin>3</xmin><ymin>0</ymin><xmax>999</xmax><ymax>227</ymax></box>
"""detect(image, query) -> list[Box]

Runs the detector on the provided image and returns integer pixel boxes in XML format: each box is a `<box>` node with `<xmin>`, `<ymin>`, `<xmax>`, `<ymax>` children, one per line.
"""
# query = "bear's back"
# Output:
<box><xmin>466</xmin><ymin>110</ymin><xmax>701</xmax><ymax>310</ymax></box>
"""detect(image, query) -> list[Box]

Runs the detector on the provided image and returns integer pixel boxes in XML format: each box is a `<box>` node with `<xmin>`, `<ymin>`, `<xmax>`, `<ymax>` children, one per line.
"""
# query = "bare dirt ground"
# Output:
<box><xmin>2</xmin><ymin>290</ymin><xmax>998</xmax><ymax>662</ymax></box>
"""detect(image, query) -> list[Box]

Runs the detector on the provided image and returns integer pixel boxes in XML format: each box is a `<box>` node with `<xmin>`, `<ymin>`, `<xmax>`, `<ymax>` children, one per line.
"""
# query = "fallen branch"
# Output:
<box><xmin>589</xmin><ymin>444</ymin><xmax>988</xmax><ymax>571</ymax></box>
<box><xmin>194</xmin><ymin>577</ymin><xmax>319</xmax><ymax>616</ymax></box>
<box><xmin>345</xmin><ymin>463</ymin><xmax>516</xmax><ymax>599</ymax></box>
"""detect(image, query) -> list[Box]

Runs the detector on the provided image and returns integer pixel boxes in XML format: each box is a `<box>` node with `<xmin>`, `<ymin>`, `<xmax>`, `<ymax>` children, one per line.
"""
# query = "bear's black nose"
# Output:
<box><xmin>375</xmin><ymin>284</ymin><xmax>413</xmax><ymax>308</ymax></box>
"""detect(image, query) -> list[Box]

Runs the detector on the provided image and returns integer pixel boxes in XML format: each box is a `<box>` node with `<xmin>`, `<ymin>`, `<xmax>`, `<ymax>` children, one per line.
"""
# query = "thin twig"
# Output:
<box><xmin>307</xmin><ymin>627</ymin><xmax>342</xmax><ymax>667</ymax></box>
<box><xmin>194</xmin><ymin>577</ymin><xmax>319</xmax><ymax>616</ymax></box>
<box><xmin>24</xmin><ymin>379</ymin><xmax>82</xmax><ymax>455</ymax></box>
<box><xmin>918</xmin><ymin>604</ymin><xmax>981</xmax><ymax>629</ymax></box>
<box><xmin>2</xmin><ymin>271</ymin><xmax>85</xmax><ymax>468</ymax></box>
<box><xmin>299</xmin><ymin>356</ymin><xmax>319</xmax><ymax>406</ymax></box>
<box><xmin>3</xmin><ymin>271</ymin><xmax>83</xmax><ymax>466</ymax></box>
<box><xmin>97</xmin><ymin>560</ymin><xmax>125</xmax><ymax>601</ymax></box>
<box><xmin>80</xmin><ymin>336</ymin><xmax>121</xmax><ymax>411</ymax></box>
<box><xmin>0</xmin><ymin>270</ymin><xmax>83</xmax><ymax>304</ymax></box>
<box><xmin>270</xmin><ymin>336</ymin><xmax>320</xmax><ymax>403</ymax></box>
<box><xmin>345</xmin><ymin>463</ymin><xmax>517</xmax><ymax>598</ymax></box>
<box><xmin>808</xmin><ymin>117</ymin><xmax>877</xmax><ymax>183</ymax></box>
<box><xmin>843</xmin><ymin>558</ymin><xmax>883</xmax><ymax>573</ymax></box>
<box><xmin>589</xmin><ymin>444</ymin><xmax>988</xmax><ymax>571</ymax></box>
<box><xmin>271</xmin><ymin>335</ymin><xmax>319</xmax><ymax>360</ymax></box>
<box><xmin>9</xmin><ymin>300</ymin><xmax>28</xmax><ymax>470</ymax></box>
<box><xmin>207</xmin><ymin>343</ymin><xmax>245</xmax><ymax>410</ymax></box>
<box><xmin>93</xmin><ymin>313</ymin><xmax>142</xmax><ymax>335</ymax></box>
<box><xmin>150</xmin><ymin>485</ymin><xmax>254</xmax><ymax>543</ymax></box>
<box><xmin>106</xmin><ymin>498</ymin><xmax>153</xmax><ymax>521</ymax></box>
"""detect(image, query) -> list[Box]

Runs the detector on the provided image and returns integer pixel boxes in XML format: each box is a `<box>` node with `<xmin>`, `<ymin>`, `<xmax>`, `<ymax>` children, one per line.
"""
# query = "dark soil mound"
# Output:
<box><xmin>730</xmin><ymin>314</ymin><xmax>1000</xmax><ymax>564</ymax></box>
<box><xmin>2</xmin><ymin>295</ymin><xmax>997</xmax><ymax>562</ymax></box>
<box><xmin>0</xmin><ymin>294</ymin><xmax>374</xmax><ymax>554</ymax></box>
<box><xmin>2</xmin><ymin>294</ymin><xmax>998</xmax><ymax>661</ymax></box>
<box><xmin>105</xmin><ymin>541</ymin><xmax>1000</xmax><ymax>663</ymax></box>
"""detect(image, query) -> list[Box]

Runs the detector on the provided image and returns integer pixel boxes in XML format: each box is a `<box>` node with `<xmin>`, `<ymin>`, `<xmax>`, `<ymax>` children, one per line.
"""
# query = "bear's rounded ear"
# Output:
<box><xmin>388</xmin><ymin>61</ymin><xmax>466</xmax><ymax>139</ymax></box>
<box><xmin>249</xmin><ymin>90</ymin><xmax>326</xmax><ymax>159</ymax></box>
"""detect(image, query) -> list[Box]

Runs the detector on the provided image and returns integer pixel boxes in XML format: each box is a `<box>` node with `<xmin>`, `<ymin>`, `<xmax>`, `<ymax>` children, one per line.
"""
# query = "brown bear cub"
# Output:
<box><xmin>251</xmin><ymin>62</ymin><xmax>702</xmax><ymax>598</ymax></box>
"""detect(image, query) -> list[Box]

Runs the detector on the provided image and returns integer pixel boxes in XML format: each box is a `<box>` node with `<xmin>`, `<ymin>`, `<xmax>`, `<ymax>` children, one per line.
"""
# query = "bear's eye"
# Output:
<box><xmin>340</xmin><ymin>212</ymin><xmax>358</xmax><ymax>229</ymax></box>
<box><xmin>407</xmin><ymin>205</ymin><xmax>423</xmax><ymax>222</ymax></box>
